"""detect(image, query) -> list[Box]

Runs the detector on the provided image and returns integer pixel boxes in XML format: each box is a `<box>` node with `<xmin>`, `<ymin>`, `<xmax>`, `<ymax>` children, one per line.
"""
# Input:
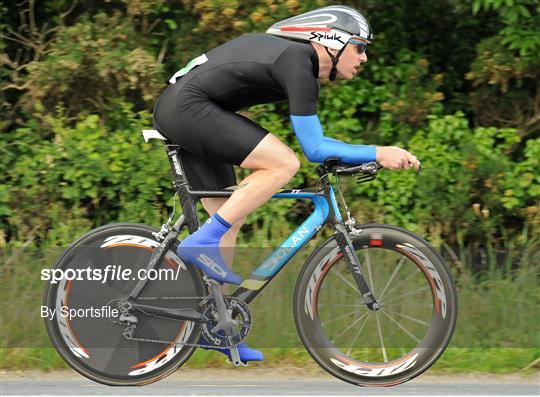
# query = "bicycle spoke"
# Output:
<box><xmin>323</xmin><ymin>283</ymin><xmax>366</xmax><ymax>304</ymax></box>
<box><xmin>327</xmin><ymin>287</ymin><xmax>358</xmax><ymax>301</ymax></box>
<box><xmin>375</xmin><ymin>312</ymin><xmax>388</xmax><ymax>362</ymax></box>
<box><xmin>331</xmin><ymin>266</ymin><xmax>361</xmax><ymax>296</ymax></box>
<box><xmin>382</xmin><ymin>267</ymin><xmax>421</xmax><ymax>301</ymax></box>
<box><xmin>378</xmin><ymin>257</ymin><xmax>406</xmax><ymax>301</ymax></box>
<box><xmin>346</xmin><ymin>311</ymin><xmax>371</xmax><ymax>356</ymax></box>
<box><xmin>381</xmin><ymin>309</ymin><xmax>420</xmax><ymax>343</ymax></box>
<box><xmin>319</xmin><ymin>304</ymin><xmax>366</xmax><ymax>307</ymax></box>
<box><xmin>333</xmin><ymin>311</ymin><xmax>370</xmax><ymax>340</ymax></box>
<box><xmin>382</xmin><ymin>307</ymin><xmax>429</xmax><ymax>326</ymax></box>
<box><xmin>321</xmin><ymin>309</ymin><xmax>361</xmax><ymax>326</ymax></box>
<box><xmin>383</xmin><ymin>285</ymin><xmax>430</xmax><ymax>305</ymax></box>
<box><xmin>380</xmin><ymin>301</ymin><xmax>434</xmax><ymax>310</ymax></box>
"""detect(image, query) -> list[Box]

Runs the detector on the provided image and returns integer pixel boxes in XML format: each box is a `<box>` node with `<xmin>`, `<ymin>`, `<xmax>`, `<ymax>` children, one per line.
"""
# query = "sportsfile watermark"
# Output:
<box><xmin>41</xmin><ymin>305</ymin><xmax>119</xmax><ymax>321</ymax></box>
<box><xmin>40</xmin><ymin>264</ymin><xmax>181</xmax><ymax>284</ymax></box>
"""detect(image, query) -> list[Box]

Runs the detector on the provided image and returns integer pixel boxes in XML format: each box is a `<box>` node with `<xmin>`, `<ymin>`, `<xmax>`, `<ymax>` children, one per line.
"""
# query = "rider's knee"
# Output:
<box><xmin>276</xmin><ymin>151</ymin><xmax>301</xmax><ymax>179</ymax></box>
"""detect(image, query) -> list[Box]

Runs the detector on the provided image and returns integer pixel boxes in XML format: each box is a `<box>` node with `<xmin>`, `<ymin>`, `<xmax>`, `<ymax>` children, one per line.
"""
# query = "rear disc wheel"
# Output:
<box><xmin>43</xmin><ymin>223</ymin><xmax>206</xmax><ymax>385</ymax></box>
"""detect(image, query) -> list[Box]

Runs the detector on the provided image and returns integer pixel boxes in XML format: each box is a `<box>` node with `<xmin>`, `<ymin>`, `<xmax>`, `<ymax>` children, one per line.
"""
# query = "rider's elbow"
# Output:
<box><xmin>303</xmin><ymin>149</ymin><xmax>323</xmax><ymax>163</ymax></box>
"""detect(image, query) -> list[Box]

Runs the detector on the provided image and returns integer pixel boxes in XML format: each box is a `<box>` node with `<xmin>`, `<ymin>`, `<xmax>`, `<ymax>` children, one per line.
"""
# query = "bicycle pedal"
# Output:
<box><xmin>203</xmin><ymin>276</ymin><xmax>220</xmax><ymax>285</ymax></box>
<box><xmin>228</xmin><ymin>346</ymin><xmax>244</xmax><ymax>367</ymax></box>
<box><xmin>226</xmin><ymin>358</ymin><xmax>248</xmax><ymax>367</ymax></box>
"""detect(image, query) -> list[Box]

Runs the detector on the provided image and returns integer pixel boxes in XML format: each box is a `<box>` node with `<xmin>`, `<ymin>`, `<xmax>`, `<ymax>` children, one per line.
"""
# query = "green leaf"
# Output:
<box><xmin>165</xmin><ymin>19</ymin><xmax>177</xmax><ymax>30</ymax></box>
<box><xmin>518</xmin><ymin>4</ymin><xmax>531</xmax><ymax>17</ymax></box>
<box><xmin>472</xmin><ymin>0</ymin><xmax>482</xmax><ymax>14</ymax></box>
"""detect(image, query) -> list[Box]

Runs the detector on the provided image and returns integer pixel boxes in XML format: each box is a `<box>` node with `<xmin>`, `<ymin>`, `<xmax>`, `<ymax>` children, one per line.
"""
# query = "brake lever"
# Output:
<box><xmin>356</xmin><ymin>173</ymin><xmax>377</xmax><ymax>184</ymax></box>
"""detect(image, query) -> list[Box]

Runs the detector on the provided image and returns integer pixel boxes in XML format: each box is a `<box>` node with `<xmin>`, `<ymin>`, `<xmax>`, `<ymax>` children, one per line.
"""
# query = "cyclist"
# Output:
<box><xmin>152</xmin><ymin>5</ymin><xmax>421</xmax><ymax>364</ymax></box>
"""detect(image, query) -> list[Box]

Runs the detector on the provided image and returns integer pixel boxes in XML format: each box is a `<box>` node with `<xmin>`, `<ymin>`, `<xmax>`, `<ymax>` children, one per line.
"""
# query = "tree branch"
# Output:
<box><xmin>157</xmin><ymin>38</ymin><xmax>169</xmax><ymax>64</ymax></box>
<box><xmin>59</xmin><ymin>0</ymin><xmax>78</xmax><ymax>22</ymax></box>
<box><xmin>29</xmin><ymin>0</ymin><xmax>37</xmax><ymax>35</ymax></box>
<box><xmin>148</xmin><ymin>18</ymin><xmax>161</xmax><ymax>34</ymax></box>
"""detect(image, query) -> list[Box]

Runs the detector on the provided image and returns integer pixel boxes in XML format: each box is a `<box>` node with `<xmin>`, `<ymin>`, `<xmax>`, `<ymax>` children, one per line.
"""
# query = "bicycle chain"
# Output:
<box><xmin>117</xmin><ymin>295</ymin><xmax>248</xmax><ymax>349</ymax></box>
<box><xmin>136</xmin><ymin>295</ymin><xmax>206</xmax><ymax>300</ymax></box>
<box><xmin>123</xmin><ymin>333</ymin><xmax>231</xmax><ymax>349</ymax></box>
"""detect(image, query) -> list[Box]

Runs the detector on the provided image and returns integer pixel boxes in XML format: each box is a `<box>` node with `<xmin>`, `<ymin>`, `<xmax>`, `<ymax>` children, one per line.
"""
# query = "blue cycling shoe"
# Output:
<box><xmin>177</xmin><ymin>213</ymin><xmax>242</xmax><ymax>285</ymax></box>
<box><xmin>200</xmin><ymin>336</ymin><xmax>264</xmax><ymax>364</ymax></box>
<box><xmin>229</xmin><ymin>342</ymin><xmax>264</xmax><ymax>363</ymax></box>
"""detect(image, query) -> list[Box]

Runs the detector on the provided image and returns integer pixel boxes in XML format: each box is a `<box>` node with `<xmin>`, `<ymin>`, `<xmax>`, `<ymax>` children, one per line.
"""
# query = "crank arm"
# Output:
<box><xmin>333</xmin><ymin>223</ymin><xmax>380</xmax><ymax>310</ymax></box>
<box><xmin>228</xmin><ymin>346</ymin><xmax>243</xmax><ymax>366</ymax></box>
<box><xmin>208</xmin><ymin>281</ymin><xmax>238</xmax><ymax>335</ymax></box>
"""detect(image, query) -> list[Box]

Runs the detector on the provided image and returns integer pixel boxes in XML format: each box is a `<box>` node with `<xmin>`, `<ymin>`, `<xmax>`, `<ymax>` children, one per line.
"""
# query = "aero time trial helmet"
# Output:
<box><xmin>266</xmin><ymin>5</ymin><xmax>373</xmax><ymax>80</ymax></box>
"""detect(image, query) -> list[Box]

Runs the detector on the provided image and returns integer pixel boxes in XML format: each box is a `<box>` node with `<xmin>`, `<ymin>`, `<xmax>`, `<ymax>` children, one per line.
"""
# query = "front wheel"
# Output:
<box><xmin>294</xmin><ymin>224</ymin><xmax>458</xmax><ymax>387</ymax></box>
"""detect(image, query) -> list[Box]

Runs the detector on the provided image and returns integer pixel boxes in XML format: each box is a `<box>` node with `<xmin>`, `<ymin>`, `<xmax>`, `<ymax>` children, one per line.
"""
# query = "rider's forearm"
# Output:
<box><xmin>290</xmin><ymin>114</ymin><xmax>376</xmax><ymax>164</ymax></box>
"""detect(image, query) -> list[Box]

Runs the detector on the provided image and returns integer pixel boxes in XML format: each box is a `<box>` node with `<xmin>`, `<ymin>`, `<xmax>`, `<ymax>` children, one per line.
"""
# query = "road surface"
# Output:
<box><xmin>1</xmin><ymin>368</ymin><xmax>538</xmax><ymax>395</ymax></box>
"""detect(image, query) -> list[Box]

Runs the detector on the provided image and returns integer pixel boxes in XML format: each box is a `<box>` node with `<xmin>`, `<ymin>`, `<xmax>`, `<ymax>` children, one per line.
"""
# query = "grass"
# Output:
<box><xmin>1</xmin><ymin>223</ymin><xmax>538</xmax><ymax>374</ymax></box>
<box><xmin>1</xmin><ymin>348</ymin><xmax>539</xmax><ymax>375</ymax></box>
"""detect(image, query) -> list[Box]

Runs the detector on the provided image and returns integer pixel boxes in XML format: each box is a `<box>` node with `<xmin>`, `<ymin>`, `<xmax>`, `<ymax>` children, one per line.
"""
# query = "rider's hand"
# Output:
<box><xmin>375</xmin><ymin>146</ymin><xmax>421</xmax><ymax>171</ymax></box>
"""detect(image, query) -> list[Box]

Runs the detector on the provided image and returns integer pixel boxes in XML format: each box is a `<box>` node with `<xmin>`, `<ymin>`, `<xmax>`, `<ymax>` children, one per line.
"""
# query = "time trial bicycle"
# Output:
<box><xmin>43</xmin><ymin>128</ymin><xmax>457</xmax><ymax>387</ymax></box>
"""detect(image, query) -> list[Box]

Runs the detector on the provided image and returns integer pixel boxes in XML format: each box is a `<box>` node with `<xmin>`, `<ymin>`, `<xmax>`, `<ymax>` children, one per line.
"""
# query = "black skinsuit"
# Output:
<box><xmin>153</xmin><ymin>33</ymin><xmax>319</xmax><ymax>190</ymax></box>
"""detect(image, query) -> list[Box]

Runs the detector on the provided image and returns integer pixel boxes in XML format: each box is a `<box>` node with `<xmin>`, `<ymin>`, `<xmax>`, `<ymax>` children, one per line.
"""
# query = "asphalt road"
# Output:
<box><xmin>1</xmin><ymin>368</ymin><xmax>538</xmax><ymax>395</ymax></box>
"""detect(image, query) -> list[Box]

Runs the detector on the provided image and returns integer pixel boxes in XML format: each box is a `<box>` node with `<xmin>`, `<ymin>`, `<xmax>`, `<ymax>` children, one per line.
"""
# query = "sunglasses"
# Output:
<box><xmin>348</xmin><ymin>39</ymin><xmax>368</xmax><ymax>54</ymax></box>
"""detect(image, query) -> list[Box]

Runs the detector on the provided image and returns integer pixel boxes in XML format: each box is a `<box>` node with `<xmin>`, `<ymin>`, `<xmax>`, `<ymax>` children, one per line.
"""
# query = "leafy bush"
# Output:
<box><xmin>2</xmin><ymin>103</ymin><xmax>172</xmax><ymax>246</ymax></box>
<box><xmin>347</xmin><ymin>113</ymin><xmax>538</xmax><ymax>249</ymax></box>
<box><xmin>21</xmin><ymin>12</ymin><xmax>164</xmax><ymax>119</ymax></box>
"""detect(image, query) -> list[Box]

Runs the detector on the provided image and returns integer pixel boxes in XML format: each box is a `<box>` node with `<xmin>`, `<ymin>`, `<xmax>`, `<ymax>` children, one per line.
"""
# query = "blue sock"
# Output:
<box><xmin>177</xmin><ymin>213</ymin><xmax>242</xmax><ymax>285</ymax></box>
<box><xmin>213</xmin><ymin>212</ymin><xmax>232</xmax><ymax>228</ymax></box>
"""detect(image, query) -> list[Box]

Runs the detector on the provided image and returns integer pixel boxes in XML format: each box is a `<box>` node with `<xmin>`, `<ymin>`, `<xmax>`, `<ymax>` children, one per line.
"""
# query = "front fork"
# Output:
<box><xmin>323</xmin><ymin>172</ymin><xmax>380</xmax><ymax>311</ymax></box>
<box><xmin>334</xmin><ymin>223</ymin><xmax>380</xmax><ymax>311</ymax></box>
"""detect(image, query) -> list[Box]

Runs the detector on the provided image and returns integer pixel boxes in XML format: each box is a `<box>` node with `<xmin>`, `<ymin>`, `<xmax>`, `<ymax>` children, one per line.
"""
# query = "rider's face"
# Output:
<box><xmin>335</xmin><ymin>42</ymin><xmax>368</xmax><ymax>80</ymax></box>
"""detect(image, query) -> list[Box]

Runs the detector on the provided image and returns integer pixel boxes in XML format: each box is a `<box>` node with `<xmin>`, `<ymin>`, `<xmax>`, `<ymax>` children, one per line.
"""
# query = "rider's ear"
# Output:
<box><xmin>312</xmin><ymin>42</ymin><xmax>336</xmax><ymax>56</ymax></box>
<box><xmin>327</xmin><ymin>48</ymin><xmax>338</xmax><ymax>56</ymax></box>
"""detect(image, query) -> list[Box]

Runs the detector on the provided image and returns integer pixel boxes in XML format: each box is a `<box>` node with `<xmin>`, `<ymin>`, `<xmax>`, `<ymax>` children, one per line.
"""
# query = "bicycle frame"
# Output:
<box><xmin>126</xmin><ymin>141</ymin><xmax>379</xmax><ymax>322</ymax></box>
<box><xmin>234</xmin><ymin>187</ymin><xmax>341</xmax><ymax>302</ymax></box>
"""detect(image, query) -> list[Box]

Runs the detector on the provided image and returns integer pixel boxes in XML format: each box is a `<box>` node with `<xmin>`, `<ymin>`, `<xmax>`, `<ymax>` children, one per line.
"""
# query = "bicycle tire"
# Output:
<box><xmin>293</xmin><ymin>223</ymin><xmax>458</xmax><ymax>386</ymax></box>
<box><xmin>43</xmin><ymin>223</ymin><xmax>206</xmax><ymax>386</ymax></box>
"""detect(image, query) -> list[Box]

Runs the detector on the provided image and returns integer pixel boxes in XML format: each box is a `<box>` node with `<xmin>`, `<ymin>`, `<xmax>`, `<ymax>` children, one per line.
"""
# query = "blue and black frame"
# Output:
<box><xmin>126</xmin><ymin>140</ymin><xmax>381</xmax><ymax>321</ymax></box>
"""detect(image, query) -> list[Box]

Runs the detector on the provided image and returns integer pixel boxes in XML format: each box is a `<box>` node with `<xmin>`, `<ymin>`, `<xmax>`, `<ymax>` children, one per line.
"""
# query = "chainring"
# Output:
<box><xmin>200</xmin><ymin>297</ymin><xmax>251</xmax><ymax>349</ymax></box>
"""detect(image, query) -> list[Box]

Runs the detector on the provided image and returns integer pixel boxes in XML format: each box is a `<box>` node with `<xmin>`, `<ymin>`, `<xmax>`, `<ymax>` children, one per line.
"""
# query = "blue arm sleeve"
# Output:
<box><xmin>290</xmin><ymin>114</ymin><xmax>376</xmax><ymax>164</ymax></box>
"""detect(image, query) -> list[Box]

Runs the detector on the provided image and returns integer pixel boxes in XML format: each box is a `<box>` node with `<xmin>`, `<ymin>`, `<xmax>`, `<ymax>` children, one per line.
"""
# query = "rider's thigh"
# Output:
<box><xmin>240</xmin><ymin>133</ymin><xmax>300</xmax><ymax>173</ymax></box>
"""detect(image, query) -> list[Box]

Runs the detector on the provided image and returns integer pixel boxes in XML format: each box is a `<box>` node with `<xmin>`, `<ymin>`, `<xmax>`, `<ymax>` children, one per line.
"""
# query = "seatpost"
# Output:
<box><xmin>163</xmin><ymin>144</ymin><xmax>200</xmax><ymax>233</ymax></box>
